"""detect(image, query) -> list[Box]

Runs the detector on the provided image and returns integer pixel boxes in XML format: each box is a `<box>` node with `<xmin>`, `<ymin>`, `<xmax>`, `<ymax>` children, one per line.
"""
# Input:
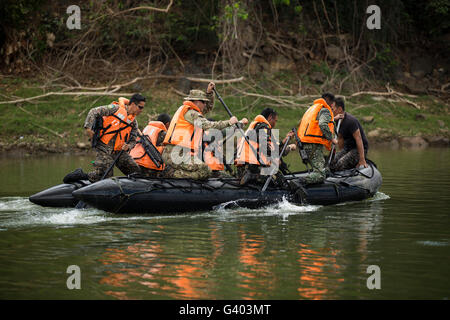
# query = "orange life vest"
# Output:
<box><xmin>204</xmin><ymin>150</ymin><xmax>224</xmax><ymax>171</ymax></box>
<box><xmin>99</xmin><ymin>102</ymin><xmax>135</xmax><ymax>151</ymax></box>
<box><xmin>163</xmin><ymin>101</ymin><xmax>203</xmax><ymax>154</ymax></box>
<box><xmin>298</xmin><ymin>98</ymin><xmax>335</xmax><ymax>151</ymax></box>
<box><xmin>235</xmin><ymin>115</ymin><xmax>273</xmax><ymax>166</ymax></box>
<box><xmin>203</xmin><ymin>131</ymin><xmax>225</xmax><ymax>171</ymax></box>
<box><xmin>130</xmin><ymin>121</ymin><xmax>167</xmax><ymax>170</ymax></box>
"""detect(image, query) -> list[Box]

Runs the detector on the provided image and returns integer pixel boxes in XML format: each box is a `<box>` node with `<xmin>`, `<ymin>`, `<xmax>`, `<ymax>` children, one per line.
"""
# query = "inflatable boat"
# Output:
<box><xmin>29</xmin><ymin>180</ymin><xmax>92</xmax><ymax>208</ymax></box>
<box><xmin>29</xmin><ymin>161</ymin><xmax>382</xmax><ymax>213</ymax></box>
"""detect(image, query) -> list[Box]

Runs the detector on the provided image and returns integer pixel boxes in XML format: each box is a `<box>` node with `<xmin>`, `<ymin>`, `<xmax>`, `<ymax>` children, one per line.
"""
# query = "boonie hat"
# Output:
<box><xmin>184</xmin><ymin>90</ymin><xmax>210</xmax><ymax>102</ymax></box>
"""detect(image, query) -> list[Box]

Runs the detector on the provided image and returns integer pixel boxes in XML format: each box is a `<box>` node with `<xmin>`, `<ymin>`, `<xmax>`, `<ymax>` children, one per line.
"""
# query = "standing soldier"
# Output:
<box><xmin>130</xmin><ymin>113</ymin><xmax>171</xmax><ymax>178</ymax></box>
<box><xmin>162</xmin><ymin>82</ymin><xmax>248</xmax><ymax>179</ymax></box>
<box><xmin>63</xmin><ymin>94</ymin><xmax>145</xmax><ymax>183</ymax></box>
<box><xmin>296</xmin><ymin>93</ymin><xmax>337</xmax><ymax>185</ymax></box>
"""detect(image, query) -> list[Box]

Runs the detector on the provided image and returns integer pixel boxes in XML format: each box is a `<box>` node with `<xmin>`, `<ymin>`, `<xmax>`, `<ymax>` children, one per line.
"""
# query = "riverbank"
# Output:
<box><xmin>1</xmin><ymin>73</ymin><xmax>449</xmax><ymax>156</ymax></box>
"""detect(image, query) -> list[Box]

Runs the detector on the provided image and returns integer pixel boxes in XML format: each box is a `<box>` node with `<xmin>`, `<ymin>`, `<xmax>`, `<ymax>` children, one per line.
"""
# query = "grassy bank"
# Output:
<box><xmin>1</xmin><ymin>72</ymin><xmax>449</xmax><ymax>156</ymax></box>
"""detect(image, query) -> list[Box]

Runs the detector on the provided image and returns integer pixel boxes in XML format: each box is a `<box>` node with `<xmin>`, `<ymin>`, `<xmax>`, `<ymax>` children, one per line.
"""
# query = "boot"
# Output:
<box><xmin>294</xmin><ymin>185</ymin><xmax>308</xmax><ymax>204</ymax></box>
<box><xmin>63</xmin><ymin>168</ymin><xmax>89</xmax><ymax>183</ymax></box>
<box><xmin>274</xmin><ymin>172</ymin><xmax>289</xmax><ymax>189</ymax></box>
<box><xmin>240</xmin><ymin>171</ymin><xmax>256</xmax><ymax>186</ymax></box>
<box><xmin>288</xmin><ymin>178</ymin><xmax>309</xmax><ymax>204</ymax></box>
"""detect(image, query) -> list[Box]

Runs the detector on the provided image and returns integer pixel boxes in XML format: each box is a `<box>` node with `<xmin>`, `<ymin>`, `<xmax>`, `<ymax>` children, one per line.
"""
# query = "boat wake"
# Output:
<box><xmin>214</xmin><ymin>196</ymin><xmax>321</xmax><ymax>220</ymax></box>
<box><xmin>369</xmin><ymin>192</ymin><xmax>390</xmax><ymax>201</ymax></box>
<box><xmin>0</xmin><ymin>197</ymin><xmax>158</xmax><ymax>230</ymax></box>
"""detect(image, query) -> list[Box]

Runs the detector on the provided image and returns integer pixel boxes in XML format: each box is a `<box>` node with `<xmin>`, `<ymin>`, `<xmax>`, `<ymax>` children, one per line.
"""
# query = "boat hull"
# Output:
<box><xmin>30</xmin><ymin>162</ymin><xmax>382</xmax><ymax>213</ymax></box>
<box><xmin>29</xmin><ymin>180</ymin><xmax>91</xmax><ymax>207</ymax></box>
<box><xmin>72</xmin><ymin>162</ymin><xmax>381</xmax><ymax>213</ymax></box>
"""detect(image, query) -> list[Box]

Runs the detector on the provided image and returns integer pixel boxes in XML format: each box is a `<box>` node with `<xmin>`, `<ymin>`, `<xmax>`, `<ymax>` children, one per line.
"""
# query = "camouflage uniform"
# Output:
<box><xmin>84</xmin><ymin>104</ymin><xmax>141</xmax><ymax>182</ymax></box>
<box><xmin>162</xmin><ymin>91</ymin><xmax>234</xmax><ymax>180</ymax></box>
<box><xmin>330</xmin><ymin>148</ymin><xmax>367</xmax><ymax>171</ymax></box>
<box><xmin>303</xmin><ymin>108</ymin><xmax>334</xmax><ymax>185</ymax></box>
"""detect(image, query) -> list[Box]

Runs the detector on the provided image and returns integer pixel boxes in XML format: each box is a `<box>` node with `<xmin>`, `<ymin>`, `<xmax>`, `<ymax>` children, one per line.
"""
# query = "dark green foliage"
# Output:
<box><xmin>1</xmin><ymin>0</ymin><xmax>448</xmax><ymax>73</ymax></box>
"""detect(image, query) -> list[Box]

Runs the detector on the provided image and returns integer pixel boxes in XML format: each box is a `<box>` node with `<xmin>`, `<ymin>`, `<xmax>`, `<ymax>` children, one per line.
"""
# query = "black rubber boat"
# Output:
<box><xmin>71</xmin><ymin>161</ymin><xmax>381</xmax><ymax>213</ymax></box>
<box><xmin>29</xmin><ymin>180</ymin><xmax>91</xmax><ymax>207</ymax></box>
<box><xmin>29</xmin><ymin>161</ymin><xmax>382</xmax><ymax>213</ymax></box>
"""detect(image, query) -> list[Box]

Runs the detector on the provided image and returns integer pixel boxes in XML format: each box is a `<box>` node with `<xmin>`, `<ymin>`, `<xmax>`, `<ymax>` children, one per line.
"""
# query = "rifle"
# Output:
<box><xmin>91</xmin><ymin>116</ymin><xmax>104</xmax><ymax>148</ymax></box>
<box><xmin>137</xmin><ymin>129</ymin><xmax>164</xmax><ymax>168</ymax></box>
<box><xmin>291</xmin><ymin>127</ymin><xmax>309</xmax><ymax>165</ymax></box>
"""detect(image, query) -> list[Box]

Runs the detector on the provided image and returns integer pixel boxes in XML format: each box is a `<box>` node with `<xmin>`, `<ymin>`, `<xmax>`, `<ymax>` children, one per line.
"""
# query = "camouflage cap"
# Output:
<box><xmin>184</xmin><ymin>89</ymin><xmax>210</xmax><ymax>102</ymax></box>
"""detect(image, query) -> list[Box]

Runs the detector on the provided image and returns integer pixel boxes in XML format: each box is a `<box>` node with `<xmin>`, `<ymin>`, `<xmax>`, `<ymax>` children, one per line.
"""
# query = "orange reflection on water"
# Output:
<box><xmin>167</xmin><ymin>257</ymin><xmax>209</xmax><ymax>299</ymax></box>
<box><xmin>99</xmin><ymin>239</ymin><xmax>166</xmax><ymax>299</ymax></box>
<box><xmin>99</xmin><ymin>223</ymin><xmax>225</xmax><ymax>299</ymax></box>
<box><xmin>237</xmin><ymin>231</ymin><xmax>274</xmax><ymax>300</ymax></box>
<box><xmin>297</xmin><ymin>244</ymin><xmax>344</xmax><ymax>300</ymax></box>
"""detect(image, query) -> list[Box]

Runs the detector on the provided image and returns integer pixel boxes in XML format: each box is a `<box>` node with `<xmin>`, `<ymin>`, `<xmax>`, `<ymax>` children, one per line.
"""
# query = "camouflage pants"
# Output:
<box><xmin>303</xmin><ymin>143</ymin><xmax>327</xmax><ymax>185</ymax></box>
<box><xmin>330</xmin><ymin>148</ymin><xmax>367</xmax><ymax>171</ymax></box>
<box><xmin>87</xmin><ymin>144</ymin><xmax>140</xmax><ymax>182</ymax></box>
<box><xmin>162</xmin><ymin>145</ymin><xmax>212</xmax><ymax>180</ymax></box>
<box><xmin>139</xmin><ymin>166</ymin><xmax>161</xmax><ymax>178</ymax></box>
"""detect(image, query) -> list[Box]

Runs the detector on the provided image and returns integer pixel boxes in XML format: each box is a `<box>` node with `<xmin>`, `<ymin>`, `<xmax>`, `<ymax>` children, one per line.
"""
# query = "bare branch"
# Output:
<box><xmin>115</xmin><ymin>0</ymin><xmax>174</xmax><ymax>14</ymax></box>
<box><xmin>0</xmin><ymin>92</ymin><xmax>134</xmax><ymax>105</ymax></box>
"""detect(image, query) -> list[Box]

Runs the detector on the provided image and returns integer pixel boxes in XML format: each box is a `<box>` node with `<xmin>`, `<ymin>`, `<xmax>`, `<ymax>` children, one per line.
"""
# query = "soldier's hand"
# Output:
<box><xmin>288</xmin><ymin>144</ymin><xmax>297</xmax><ymax>151</ymax></box>
<box><xmin>86</xmin><ymin>128</ymin><xmax>95</xmax><ymax>139</ymax></box>
<box><xmin>240</xmin><ymin>118</ymin><xmax>248</xmax><ymax>125</ymax></box>
<box><xmin>332</xmin><ymin>138</ymin><xmax>338</xmax><ymax>145</ymax></box>
<box><xmin>207</xmin><ymin>82</ymin><xmax>215</xmax><ymax>93</ymax></box>
<box><xmin>122</xmin><ymin>144</ymin><xmax>131</xmax><ymax>151</ymax></box>
<box><xmin>230</xmin><ymin>116</ymin><xmax>238</xmax><ymax>125</ymax></box>
<box><xmin>357</xmin><ymin>159</ymin><xmax>368</xmax><ymax>169</ymax></box>
<box><xmin>286</xmin><ymin>131</ymin><xmax>294</xmax><ymax>139</ymax></box>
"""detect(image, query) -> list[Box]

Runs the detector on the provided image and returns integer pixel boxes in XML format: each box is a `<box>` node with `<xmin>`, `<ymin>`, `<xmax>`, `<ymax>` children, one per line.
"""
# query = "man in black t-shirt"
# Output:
<box><xmin>330</xmin><ymin>98</ymin><xmax>369</xmax><ymax>171</ymax></box>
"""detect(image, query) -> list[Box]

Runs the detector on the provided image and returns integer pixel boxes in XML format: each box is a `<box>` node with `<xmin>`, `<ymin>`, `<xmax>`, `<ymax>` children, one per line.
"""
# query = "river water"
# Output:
<box><xmin>0</xmin><ymin>148</ymin><xmax>449</xmax><ymax>300</ymax></box>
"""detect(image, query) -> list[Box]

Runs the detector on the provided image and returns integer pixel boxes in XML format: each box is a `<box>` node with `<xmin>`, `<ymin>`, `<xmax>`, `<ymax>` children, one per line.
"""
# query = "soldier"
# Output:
<box><xmin>162</xmin><ymin>82</ymin><xmax>248</xmax><ymax>179</ymax></box>
<box><xmin>63</xmin><ymin>94</ymin><xmax>145</xmax><ymax>183</ymax></box>
<box><xmin>296</xmin><ymin>93</ymin><xmax>337</xmax><ymax>185</ymax></box>
<box><xmin>236</xmin><ymin>108</ymin><xmax>296</xmax><ymax>185</ymax></box>
<box><xmin>129</xmin><ymin>113</ymin><xmax>171</xmax><ymax>178</ymax></box>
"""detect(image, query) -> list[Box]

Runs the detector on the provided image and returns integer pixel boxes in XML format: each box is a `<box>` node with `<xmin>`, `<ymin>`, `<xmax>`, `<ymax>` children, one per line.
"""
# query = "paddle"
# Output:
<box><xmin>327</xmin><ymin>119</ymin><xmax>342</xmax><ymax>167</ymax></box>
<box><xmin>75</xmin><ymin>134</ymin><xmax>129</xmax><ymax>209</ymax></box>
<box><xmin>261</xmin><ymin>135</ymin><xmax>291</xmax><ymax>192</ymax></box>
<box><xmin>213</xmin><ymin>87</ymin><xmax>269</xmax><ymax>167</ymax></box>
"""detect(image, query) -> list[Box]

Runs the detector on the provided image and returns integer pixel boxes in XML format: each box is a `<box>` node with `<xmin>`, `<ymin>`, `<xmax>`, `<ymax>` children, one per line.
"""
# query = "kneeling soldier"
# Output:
<box><xmin>130</xmin><ymin>113</ymin><xmax>171</xmax><ymax>178</ymax></box>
